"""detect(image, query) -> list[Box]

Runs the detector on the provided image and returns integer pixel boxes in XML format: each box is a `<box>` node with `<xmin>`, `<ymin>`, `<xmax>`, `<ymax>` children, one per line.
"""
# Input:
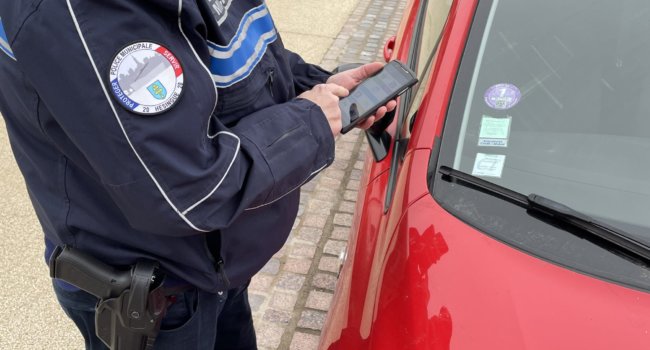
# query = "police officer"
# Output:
<box><xmin>0</xmin><ymin>0</ymin><xmax>395</xmax><ymax>349</ymax></box>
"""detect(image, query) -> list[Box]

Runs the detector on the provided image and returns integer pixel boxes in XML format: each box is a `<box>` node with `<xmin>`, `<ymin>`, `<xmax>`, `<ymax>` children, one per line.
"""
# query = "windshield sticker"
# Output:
<box><xmin>472</xmin><ymin>153</ymin><xmax>506</xmax><ymax>178</ymax></box>
<box><xmin>484</xmin><ymin>83</ymin><xmax>521</xmax><ymax>110</ymax></box>
<box><xmin>478</xmin><ymin>115</ymin><xmax>511</xmax><ymax>147</ymax></box>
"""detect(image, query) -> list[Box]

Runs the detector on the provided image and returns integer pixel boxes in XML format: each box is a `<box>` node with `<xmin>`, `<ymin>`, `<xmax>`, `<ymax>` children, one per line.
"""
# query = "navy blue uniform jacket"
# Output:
<box><xmin>0</xmin><ymin>0</ymin><xmax>334</xmax><ymax>293</ymax></box>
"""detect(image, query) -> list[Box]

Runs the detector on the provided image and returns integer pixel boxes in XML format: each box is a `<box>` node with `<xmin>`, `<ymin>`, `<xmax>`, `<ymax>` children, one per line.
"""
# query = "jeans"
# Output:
<box><xmin>53</xmin><ymin>280</ymin><xmax>257</xmax><ymax>350</ymax></box>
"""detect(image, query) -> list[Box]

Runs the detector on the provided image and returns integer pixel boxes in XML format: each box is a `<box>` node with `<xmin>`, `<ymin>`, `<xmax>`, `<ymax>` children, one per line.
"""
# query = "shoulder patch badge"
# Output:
<box><xmin>109</xmin><ymin>42</ymin><xmax>184</xmax><ymax>115</ymax></box>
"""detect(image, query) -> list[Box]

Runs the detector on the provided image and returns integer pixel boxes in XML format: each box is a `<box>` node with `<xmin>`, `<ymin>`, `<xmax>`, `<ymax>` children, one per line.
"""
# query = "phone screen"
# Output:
<box><xmin>340</xmin><ymin>62</ymin><xmax>416</xmax><ymax>131</ymax></box>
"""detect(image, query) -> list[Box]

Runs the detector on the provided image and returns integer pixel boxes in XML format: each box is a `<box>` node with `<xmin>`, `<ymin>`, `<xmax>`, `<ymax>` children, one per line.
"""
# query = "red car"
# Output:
<box><xmin>320</xmin><ymin>0</ymin><xmax>650</xmax><ymax>349</ymax></box>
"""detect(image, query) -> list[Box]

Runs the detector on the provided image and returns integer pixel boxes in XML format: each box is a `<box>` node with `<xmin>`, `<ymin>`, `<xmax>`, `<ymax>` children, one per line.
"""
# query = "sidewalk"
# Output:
<box><xmin>251</xmin><ymin>1</ymin><xmax>407</xmax><ymax>349</ymax></box>
<box><xmin>0</xmin><ymin>1</ymin><xmax>406</xmax><ymax>349</ymax></box>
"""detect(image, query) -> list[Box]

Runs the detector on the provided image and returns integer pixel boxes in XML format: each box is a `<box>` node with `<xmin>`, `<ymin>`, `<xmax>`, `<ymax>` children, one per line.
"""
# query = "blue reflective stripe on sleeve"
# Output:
<box><xmin>0</xmin><ymin>17</ymin><xmax>16</xmax><ymax>60</ymax></box>
<box><xmin>208</xmin><ymin>4</ymin><xmax>267</xmax><ymax>53</ymax></box>
<box><xmin>208</xmin><ymin>4</ymin><xmax>277</xmax><ymax>88</ymax></box>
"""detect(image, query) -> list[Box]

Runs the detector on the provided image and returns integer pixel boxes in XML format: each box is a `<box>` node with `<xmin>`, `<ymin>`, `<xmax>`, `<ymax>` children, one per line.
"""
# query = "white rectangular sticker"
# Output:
<box><xmin>472</xmin><ymin>153</ymin><xmax>506</xmax><ymax>178</ymax></box>
<box><xmin>478</xmin><ymin>115</ymin><xmax>511</xmax><ymax>147</ymax></box>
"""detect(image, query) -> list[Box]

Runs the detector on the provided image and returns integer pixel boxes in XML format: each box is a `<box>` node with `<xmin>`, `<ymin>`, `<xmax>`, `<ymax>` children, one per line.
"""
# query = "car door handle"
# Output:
<box><xmin>383</xmin><ymin>35</ymin><xmax>396</xmax><ymax>62</ymax></box>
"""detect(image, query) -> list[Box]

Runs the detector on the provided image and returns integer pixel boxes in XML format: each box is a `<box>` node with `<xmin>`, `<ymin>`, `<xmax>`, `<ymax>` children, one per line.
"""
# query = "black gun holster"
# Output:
<box><xmin>49</xmin><ymin>246</ymin><xmax>169</xmax><ymax>350</ymax></box>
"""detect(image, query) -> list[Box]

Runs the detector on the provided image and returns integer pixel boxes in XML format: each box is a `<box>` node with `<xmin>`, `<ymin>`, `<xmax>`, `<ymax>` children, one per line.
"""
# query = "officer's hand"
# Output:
<box><xmin>326</xmin><ymin>62</ymin><xmax>398</xmax><ymax>130</ymax></box>
<box><xmin>299</xmin><ymin>83</ymin><xmax>349</xmax><ymax>138</ymax></box>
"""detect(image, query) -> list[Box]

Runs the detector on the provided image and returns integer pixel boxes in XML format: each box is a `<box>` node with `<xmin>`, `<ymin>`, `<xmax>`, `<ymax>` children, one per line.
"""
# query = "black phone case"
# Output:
<box><xmin>340</xmin><ymin>60</ymin><xmax>418</xmax><ymax>134</ymax></box>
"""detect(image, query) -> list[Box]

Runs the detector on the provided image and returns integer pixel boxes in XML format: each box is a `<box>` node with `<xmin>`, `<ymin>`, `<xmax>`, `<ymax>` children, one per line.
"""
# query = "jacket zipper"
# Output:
<box><xmin>267</xmin><ymin>68</ymin><xmax>275</xmax><ymax>98</ymax></box>
<box><xmin>203</xmin><ymin>234</ymin><xmax>231</xmax><ymax>291</ymax></box>
<box><xmin>215</xmin><ymin>258</ymin><xmax>231</xmax><ymax>290</ymax></box>
<box><xmin>217</xmin><ymin>68</ymin><xmax>277</xmax><ymax>115</ymax></box>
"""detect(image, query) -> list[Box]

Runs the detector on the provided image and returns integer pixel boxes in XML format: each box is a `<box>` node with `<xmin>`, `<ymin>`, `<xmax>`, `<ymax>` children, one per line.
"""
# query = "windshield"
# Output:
<box><xmin>449</xmin><ymin>0</ymin><xmax>650</xmax><ymax>241</ymax></box>
<box><xmin>433</xmin><ymin>0</ymin><xmax>650</xmax><ymax>291</ymax></box>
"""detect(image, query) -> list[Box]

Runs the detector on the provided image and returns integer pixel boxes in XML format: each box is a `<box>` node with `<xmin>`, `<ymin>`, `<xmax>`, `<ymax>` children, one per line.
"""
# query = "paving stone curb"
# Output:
<box><xmin>250</xmin><ymin>1</ymin><xmax>407</xmax><ymax>349</ymax></box>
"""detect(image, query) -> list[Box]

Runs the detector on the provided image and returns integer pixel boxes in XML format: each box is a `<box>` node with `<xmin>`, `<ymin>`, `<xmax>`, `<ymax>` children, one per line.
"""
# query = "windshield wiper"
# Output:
<box><xmin>438</xmin><ymin>165</ymin><xmax>650</xmax><ymax>263</ymax></box>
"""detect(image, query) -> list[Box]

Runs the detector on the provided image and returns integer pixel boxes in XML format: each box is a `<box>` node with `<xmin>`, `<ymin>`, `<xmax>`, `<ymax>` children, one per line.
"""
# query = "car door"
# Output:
<box><xmin>320</xmin><ymin>0</ymin><xmax>457</xmax><ymax>349</ymax></box>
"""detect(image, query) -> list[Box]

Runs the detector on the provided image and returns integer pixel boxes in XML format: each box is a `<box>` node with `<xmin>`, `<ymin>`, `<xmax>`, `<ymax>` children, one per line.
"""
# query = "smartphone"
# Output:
<box><xmin>339</xmin><ymin>60</ymin><xmax>418</xmax><ymax>134</ymax></box>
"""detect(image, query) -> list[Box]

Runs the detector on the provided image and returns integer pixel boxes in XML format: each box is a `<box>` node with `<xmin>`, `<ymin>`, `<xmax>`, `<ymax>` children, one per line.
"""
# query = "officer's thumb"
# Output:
<box><xmin>324</xmin><ymin>83</ymin><xmax>349</xmax><ymax>98</ymax></box>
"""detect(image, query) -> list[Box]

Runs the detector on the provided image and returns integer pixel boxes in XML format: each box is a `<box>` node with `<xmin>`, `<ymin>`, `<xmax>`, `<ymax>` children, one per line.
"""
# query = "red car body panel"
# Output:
<box><xmin>320</xmin><ymin>0</ymin><xmax>650</xmax><ymax>349</ymax></box>
<box><xmin>323</xmin><ymin>188</ymin><xmax>650</xmax><ymax>350</ymax></box>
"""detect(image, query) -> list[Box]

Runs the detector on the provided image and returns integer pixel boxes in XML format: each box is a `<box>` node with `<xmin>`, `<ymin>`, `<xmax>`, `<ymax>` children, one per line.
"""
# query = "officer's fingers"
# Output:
<box><xmin>357</xmin><ymin>116</ymin><xmax>376</xmax><ymax>130</ymax></box>
<box><xmin>369</xmin><ymin>101</ymin><xmax>396</xmax><ymax>122</ymax></box>
<box><xmin>374</xmin><ymin>106</ymin><xmax>388</xmax><ymax>121</ymax></box>
<box><xmin>324</xmin><ymin>83</ymin><xmax>349</xmax><ymax>98</ymax></box>
<box><xmin>354</xmin><ymin>62</ymin><xmax>384</xmax><ymax>81</ymax></box>
<box><xmin>385</xmin><ymin>99</ymin><xmax>398</xmax><ymax>112</ymax></box>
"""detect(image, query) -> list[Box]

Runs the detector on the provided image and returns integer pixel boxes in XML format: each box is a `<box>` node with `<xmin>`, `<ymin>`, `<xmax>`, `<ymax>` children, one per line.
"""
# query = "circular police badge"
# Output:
<box><xmin>108</xmin><ymin>42</ymin><xmax>184</xmax><ymax>115</ymax></box>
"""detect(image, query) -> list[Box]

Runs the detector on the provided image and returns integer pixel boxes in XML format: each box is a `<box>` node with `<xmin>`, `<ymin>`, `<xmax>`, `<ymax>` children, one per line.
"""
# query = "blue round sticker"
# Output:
<box><xmin>484</xmin><ymin>83</ymin><xmax>521</xmax><ymax>110</ymax></box>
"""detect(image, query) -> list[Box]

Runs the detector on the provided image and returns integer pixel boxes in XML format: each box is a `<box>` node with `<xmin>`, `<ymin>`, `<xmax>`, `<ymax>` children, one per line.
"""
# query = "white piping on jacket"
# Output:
<box><xmin>66</xmin><ymin>0</ymin><xmax>240</xmax><ymax>232</ymax></box>
<box><xmin>176</xmin><ymin>0</ymin><xmax>242</xmax><ymax>214</ymax></box>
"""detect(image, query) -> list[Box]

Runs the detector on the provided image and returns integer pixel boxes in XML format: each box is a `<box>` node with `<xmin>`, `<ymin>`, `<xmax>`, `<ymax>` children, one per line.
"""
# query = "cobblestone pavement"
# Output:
<box><xmin>249</xmin><ymin>1</ymin><xmax>407</xmax><ymax>349</ymax></box>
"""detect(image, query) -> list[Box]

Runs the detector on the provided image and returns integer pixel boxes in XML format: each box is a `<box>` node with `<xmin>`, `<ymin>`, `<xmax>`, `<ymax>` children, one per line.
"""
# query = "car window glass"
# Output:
<box><xmin>403</xmin><ymin>0</ymin><xmax>453</xmax><ymax>138</ymax></box>
<box><xmin>445</xmin><ymin>0</ymin><xmax>650</xmax><ymax>242</ymax></box>
<box><xmin>415</xmin><ymin>0</ymin><xmax>453</xmax><ymax>77</ymax></box>
<box><xmin>433</xmin><ymin>0</ymin><xmax>650</xmax><ymax>291</ymax></box>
